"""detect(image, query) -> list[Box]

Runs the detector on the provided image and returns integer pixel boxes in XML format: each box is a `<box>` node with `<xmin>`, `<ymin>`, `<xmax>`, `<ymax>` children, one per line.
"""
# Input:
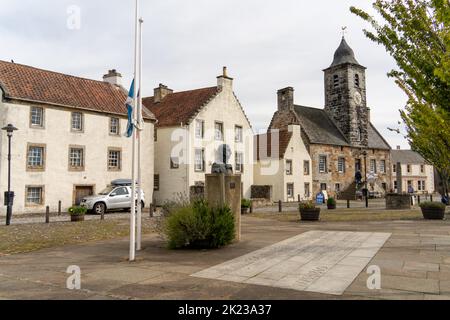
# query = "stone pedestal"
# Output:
<box><xmin>205</xmin><ymin>174</ymin><xmax>241</xmax><ymax>241</ymax></box>
<box><xmin>386</xmin><ymin>193</ymin><xmax>412</xmax><ymax>210</ymax></box>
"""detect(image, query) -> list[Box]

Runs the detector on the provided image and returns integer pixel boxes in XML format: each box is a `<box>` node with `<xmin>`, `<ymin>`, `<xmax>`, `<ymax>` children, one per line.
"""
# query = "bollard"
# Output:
<box><xmin>149</xmin><ymin>203</ymin><xmax>154</xmax><ymax>218</ymax></box>
<box><xmin>101</xmin><ymin>209</ymin><xmax>105</xmax><ymax>221</ymax></box>
<box><xmin>250</xmin><ymin>202</ymin><xmax>253</xmax><ymax>214</ymax></box>
<box><xmin>298</xmin><ymin>194</ymin><xmax>301</xmax><ymax>203</ymax></box>
<box><xmin>45</xmin><ymin>206</ymin><xmax>50</xmax><ymax>224</ymax></box>
<box><xmin>418</xmin><ymin>195</ymin><xmax>421</xmax><ymax>205</ymax></box>
<box><xmin>430</xmin><ymin>195</ymin><xmax>433</xmax><ymax>202</ymax></box>
<box><xmin>347</xmin><ymin>200</ymin><xmax>350</xmax><ymax>209</ymax></box>
<box><xmin>278</xmin><ymin>200</ymin><xmax>282</xmax><ymax>213</ymax></box>
<box><xmin>58</xmin><ymin>201</ymin><xmax>62</xmax><ymax>216</ymax></box>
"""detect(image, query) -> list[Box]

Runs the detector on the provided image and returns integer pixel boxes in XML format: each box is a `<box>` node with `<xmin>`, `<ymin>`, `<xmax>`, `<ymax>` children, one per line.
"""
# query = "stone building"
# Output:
<box><xmin>0</xmin><ymin>60</ymin><xmax>156</xmax><ymax>215</ymax></box>
<box><xmin>143</xmin><ymin>68</ymin><xmax>253</xmax><ymax>205</ymax></box>
<box><xmin>268</xmin><ymin>37</ymin><xmax>392</xmax><ymax>198</ymax></box>
<box><xmin>254</xmin><ymin>124</ymin><xmax>313</xmax><ymax>202</ymax></box>
<box><xmin>391</xmin><ymin>148</ymin><xmax>435</xmax><ymax>194</ymax></box>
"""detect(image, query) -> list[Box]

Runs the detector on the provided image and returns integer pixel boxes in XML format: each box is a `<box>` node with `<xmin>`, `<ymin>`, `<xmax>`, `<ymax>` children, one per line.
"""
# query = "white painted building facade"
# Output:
<box><xmin>254</xmin><ymin>125</ymin><xmax>313</xmax><ymax>202</ymax></box>
<box><xmin>0</xmin><ymin>61</ymin><xmax>155</xmax><ymax>215</ymax></box>
<box><xmin>146</xmin><ymin>70</ymin><xmax>253</xmax><ymax>205</ymax></box>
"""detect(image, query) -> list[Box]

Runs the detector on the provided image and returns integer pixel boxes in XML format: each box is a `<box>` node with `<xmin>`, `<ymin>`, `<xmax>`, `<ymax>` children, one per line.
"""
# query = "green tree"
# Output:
<box><xmin>351</xmin><ymin>0</ymin><xmax>450</xmax><ymax>197</ymax></box>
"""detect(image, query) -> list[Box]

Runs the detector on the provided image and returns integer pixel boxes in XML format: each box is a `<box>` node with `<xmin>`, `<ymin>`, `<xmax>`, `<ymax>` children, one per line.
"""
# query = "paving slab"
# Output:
<box><xmin>192</xmin><ymin>231</ymin><xmax>391</xmax><ymax>296</ymax></box>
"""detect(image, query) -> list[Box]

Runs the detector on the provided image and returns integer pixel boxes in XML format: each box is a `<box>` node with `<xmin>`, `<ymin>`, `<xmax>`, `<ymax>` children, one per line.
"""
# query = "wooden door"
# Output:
<box><xmin>74</xmin><ymin>186</ymin><xmax>94</xmax><ymax>205</ymax></box>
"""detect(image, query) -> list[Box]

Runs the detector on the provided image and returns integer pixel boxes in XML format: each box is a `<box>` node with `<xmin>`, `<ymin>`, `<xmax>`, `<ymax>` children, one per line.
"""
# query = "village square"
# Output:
<box><xmin>0</xmin><ymin>0</ymin><xmax>449</xmax><ymax>306</ymax></box>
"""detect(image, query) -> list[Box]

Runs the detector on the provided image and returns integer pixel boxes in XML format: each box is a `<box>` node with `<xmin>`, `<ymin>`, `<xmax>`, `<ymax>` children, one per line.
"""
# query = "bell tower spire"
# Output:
<box><xmin>323</xmin><ymin>35</ymin><xmax>369</xmax><ymax>147</ymax></box>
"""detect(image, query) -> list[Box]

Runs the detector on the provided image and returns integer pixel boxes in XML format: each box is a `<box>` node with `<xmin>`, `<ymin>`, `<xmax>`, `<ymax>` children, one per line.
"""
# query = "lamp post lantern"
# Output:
<box><xmin>2</xmin><ymin>124</ymin><xmax>18</xmax><ymax>226</ymax></box>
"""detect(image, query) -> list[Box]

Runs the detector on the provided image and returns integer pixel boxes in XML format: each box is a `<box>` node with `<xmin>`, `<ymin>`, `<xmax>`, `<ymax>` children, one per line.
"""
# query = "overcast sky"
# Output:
<box><xmin>0</xmin><ymin>0</ymin><xmax>410</xmax><ymax>148</ymax></box>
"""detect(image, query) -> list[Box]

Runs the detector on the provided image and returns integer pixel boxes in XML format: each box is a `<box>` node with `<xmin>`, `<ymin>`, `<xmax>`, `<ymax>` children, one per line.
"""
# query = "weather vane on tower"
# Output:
<box><xmin>341</xmin><ymin>26</ymin><xmax>347</xmax><ymax>38</ymax></box>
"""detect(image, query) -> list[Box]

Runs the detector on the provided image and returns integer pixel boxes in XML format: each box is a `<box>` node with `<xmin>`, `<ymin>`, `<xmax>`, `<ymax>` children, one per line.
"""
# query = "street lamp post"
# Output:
<box><xmin>362</xmin><ymin>150</ymin><xmax>369</xmax><ymax>208</ymax></box>
<box><xmin>2</xmin><ymin>124</ymin><xmax>18</xmax><ymax>226</ymax></box>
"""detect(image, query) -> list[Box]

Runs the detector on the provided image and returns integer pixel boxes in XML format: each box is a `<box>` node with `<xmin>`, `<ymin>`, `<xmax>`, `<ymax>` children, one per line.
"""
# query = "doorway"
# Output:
<box><xmin>73</xmin><ymin>185</ymin><xmax>94</xmax><ymax>205</ymax></box>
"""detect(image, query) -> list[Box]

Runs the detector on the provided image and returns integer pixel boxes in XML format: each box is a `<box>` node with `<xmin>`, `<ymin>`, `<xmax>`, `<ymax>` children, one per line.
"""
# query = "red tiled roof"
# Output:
<box><xmin>0</xmin><ymin>60</ymin><xmax>155</xmax><ymax>120</ymax></box>
<box><xmin>142</xmin><ymin>87</ymin><xmax>220</xmax><ymax>127</ymax></box>
<box><xmin>255</xmin><ymin>130</ymin><xmax>293</xmax><ymax>161</ymax></box>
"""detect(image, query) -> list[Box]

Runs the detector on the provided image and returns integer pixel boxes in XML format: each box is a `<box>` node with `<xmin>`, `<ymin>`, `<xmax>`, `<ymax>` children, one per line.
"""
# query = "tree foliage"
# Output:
<box><xmin>351</xmin><ymin>0</ymin><xmax>450</xmax><ymax>196</ymax></box>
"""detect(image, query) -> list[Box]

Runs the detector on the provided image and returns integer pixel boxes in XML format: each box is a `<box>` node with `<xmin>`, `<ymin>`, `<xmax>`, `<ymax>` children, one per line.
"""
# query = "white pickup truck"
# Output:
<box><xmin>80</xmin><ymin>183</ymin><xmax>145</xmax><ymax>215</ymax></box>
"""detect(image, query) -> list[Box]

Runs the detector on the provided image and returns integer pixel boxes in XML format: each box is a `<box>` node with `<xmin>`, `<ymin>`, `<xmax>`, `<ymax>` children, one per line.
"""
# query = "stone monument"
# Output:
<box><xmin>205</xmin><ymin>144</ymin><xmax>242</xmax><ymax>241</ymax></box>
<box><xmin>386</xmin><ymin>162</ymin><xmax>412</xmax><ymax>210</ymax></box>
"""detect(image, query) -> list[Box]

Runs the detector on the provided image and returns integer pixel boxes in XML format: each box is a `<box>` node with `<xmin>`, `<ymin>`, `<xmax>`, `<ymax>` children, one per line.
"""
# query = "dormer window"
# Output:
<box><xmin>354</xmin><ymin>74</ymin><xmax>360</xmax><ymax>87</ymax></box>
<box><xmin>333</xmin><ymin>75</ymin><xmax>339</xmax><ymax>88</ymax></box>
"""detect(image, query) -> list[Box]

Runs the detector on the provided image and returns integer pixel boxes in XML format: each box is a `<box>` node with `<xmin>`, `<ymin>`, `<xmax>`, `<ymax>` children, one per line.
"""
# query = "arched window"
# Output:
<box><xmin>354</xmin><ymin>74</ymin><xmax>360</xmax><ymax>87</ymax></box>
<box><xmin>357</xmin><ymin>127</ymin><xmax>362</xmax><ymax>141</ymax></box>
<box><xmin>333</xmin><ymin>75</ymin><xmax>339</xmax><ymax>88</ymax></box>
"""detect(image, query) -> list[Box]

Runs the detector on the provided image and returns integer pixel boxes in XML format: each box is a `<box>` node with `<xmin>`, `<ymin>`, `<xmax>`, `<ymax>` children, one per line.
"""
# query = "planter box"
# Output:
<box><xmin>241</xmin><ymin>208</ymin><xmax>249</xmax><ymax>215</ymax></box>
<box><xmin>70</xmin><ymin>215</ymin><xmax>85</xmax><ymax>222</ymax></box>
<box><xmin>421</xmin><ymin>207</ymin><xmax>445</xmax><ymax>220</ymax></box>
<box><xmin>300</xmin><ymin>208</ymin><xmax>321</xmax><ymax>221</ymax></box>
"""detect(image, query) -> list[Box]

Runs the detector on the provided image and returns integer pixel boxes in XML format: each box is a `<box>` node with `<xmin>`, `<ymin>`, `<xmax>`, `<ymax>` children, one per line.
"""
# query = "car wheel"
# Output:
<box><xmin>93</xmin><ymin>202</ymin><xmax>106</xmax><ymax>215</ymax></box>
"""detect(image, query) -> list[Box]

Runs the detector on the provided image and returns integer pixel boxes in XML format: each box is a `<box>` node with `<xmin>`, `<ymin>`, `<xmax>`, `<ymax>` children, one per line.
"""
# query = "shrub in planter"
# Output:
<box><xmin>419</xmin><ymin>202</ymin><xmax>446</xmax><ymax>220</ymax></box>
<box><xmin>163</xmin><ymin>200</ymin><xmax>235</xmax><ymax>249</ymax></box>
<box><xmin>299</xmin><ymin>201</ymin><xmax>321</xmax><ymax>221</ymax></box>
<box><xmin>69</xmin><ymin>206</ymin><xmax>87</xmax><ymax>222</ymax></box>
<box><xmin>327</xmin><ymin>197</ymin><xmax>337</xmax><ymax>210</ymax></box>
<box><xmin>241</xmin><ymin>199</ymin><xmax>252</xmax><ymax>214</ymax></box>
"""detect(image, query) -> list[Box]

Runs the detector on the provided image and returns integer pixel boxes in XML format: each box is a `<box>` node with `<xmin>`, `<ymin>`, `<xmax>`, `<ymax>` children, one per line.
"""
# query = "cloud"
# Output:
<box><xmin>0</xmin><ymin>0</ymin><xmax>410</xmax><ymax>148</ymax></box>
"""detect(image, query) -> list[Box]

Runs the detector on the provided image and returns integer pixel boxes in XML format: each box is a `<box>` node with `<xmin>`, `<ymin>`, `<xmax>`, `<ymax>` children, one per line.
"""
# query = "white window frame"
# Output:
<box><xmin>287</xmin><ymin>183</ymin><xmax>294</xmax><ymax>198</ymax></box>
<box><xmin>214</xmin><ymin>122</ymin><xmax>224</xmax><ymax>141</ymax></box>
<box><xmin>194</xmin><ymin>148</ymin><xmax>205</xmax><ymax>172</ymax></box>
<box><xmin>338</xmin><ymin>157</ymin><xmax>345</xmax><ymax>173</ymax></box>
<box><xmin>370</xmin><ymin>159</ymin><xmax>377</xmax><ymax>173</ymax></box>
<box><xmin>235</xmin><ymin>152</ymin><xmax>244</xmax><ymax>173</ymax></box>
<box><xmin>110</xmin><ymin>117</ymin><xmax>120</xmax><ymax>135</ymax></box>
<box><xmin>235</xmin><ymin>125</ymin><xmax>243</xmax><ymax>143</ymax></box>
<box><xmin>28</xmin><ymin>146</ymin><xmax>44</xmax><ymax>167</ymax></box>
<box><xmin>195</xmin><ymin>120</ymin><xmax>204</xmax><ymax>139</ymax></box>
<box><xmin>380</xmin><ymin>160</ymin><xmax>386</xmax><ymax>173</ymax></box>
<box><xmin>26</xmin><ymin>186</ymin><xmax>43</xmax><ymax>205</ymax></box>
<box><xmin>319</xmin><ymin>155</ymin><xmax>327</xmax><ymax>173</ymax></box>
<box><xmin>286</xmin><ymin>160</ymin><xmax>293</xmax><ymax>175</ymax></box>
<box><xmin>69</xmin><ymin>147</ymin><xmax>84</xmax><ymax>168</ymax></box>
<box><xmin>108</xmin><ymin>149</ymin><xmax>122</xmax><ymax>171</ymax></box>
<box><xmin>71</xmin><ymin>112</ymin><xmax>83</xmax><ymax>131</ymax></box>
<box><xmin>30</xmin><ymin>107</ymin><xmax>44</xmax><ymax>127</ymax></box>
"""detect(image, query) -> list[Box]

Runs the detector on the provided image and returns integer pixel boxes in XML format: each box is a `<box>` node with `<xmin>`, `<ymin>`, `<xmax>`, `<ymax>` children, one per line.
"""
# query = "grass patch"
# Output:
<box><xmin>0</xmin><ymin>218</ymin><xmax>156</xmax><ymax>255</ymax></box>
<box><xmin>250</xmin><ymin>207</ymin><xmax>427</xmax><ymax>223</ymax></box>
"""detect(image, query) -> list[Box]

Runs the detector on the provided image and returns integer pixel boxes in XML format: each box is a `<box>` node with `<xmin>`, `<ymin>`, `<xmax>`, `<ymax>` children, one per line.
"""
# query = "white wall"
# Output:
<box><xmin>153</xmin><ymin>78</ymin><xmax>254</xmax><ymax>205</ymax></box>
<box><xmin>393</xmin><ymin>163</ymin><xmax>435</xmax><ymax>194</ymax></box>
<box><xmin>254</xmin><ymin>125</ymin><xmax>313</xmax><ymax>202</ymax></box>
<box><xmin>0</xmin><ymin>100</ymin><xmax>154</xmax><ymax>215</ymax></box>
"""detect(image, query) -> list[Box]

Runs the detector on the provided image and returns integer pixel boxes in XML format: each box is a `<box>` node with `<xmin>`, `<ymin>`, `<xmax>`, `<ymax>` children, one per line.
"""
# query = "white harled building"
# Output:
<box><xmin>0</xmin><ymin>60</ymin><xmax>156</xmax><ymax>215</ymax></box>
<box><xmin>143</xmin><ymin>68</ymin><xmax>254</xmax><ymax>205</ymax></box>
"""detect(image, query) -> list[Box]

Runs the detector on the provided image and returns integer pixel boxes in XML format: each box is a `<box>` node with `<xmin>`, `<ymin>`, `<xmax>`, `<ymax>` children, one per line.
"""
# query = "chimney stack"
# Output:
<box><xmin>154</xmin><ymin>84</ymin><xmax>173</xmax><ymax>103</ymax></box>
<box><xmin>103</xmin><ymin>69</ymin><xmax>122</xmax><ymax>86</ymax></box>
<box><xmin>277</xmin><ymin>87</ymin><xmax>294</xmax><ymax>112</ymax></box>
<box><xmin>397</xmin><ymin>145</ymin><xmax>401</xmax><ymax>150</ymax></box>
<box><xmin>217</xmin><ymin>66</ymin><xmax>233</xmax><ymax>90</ymax></box>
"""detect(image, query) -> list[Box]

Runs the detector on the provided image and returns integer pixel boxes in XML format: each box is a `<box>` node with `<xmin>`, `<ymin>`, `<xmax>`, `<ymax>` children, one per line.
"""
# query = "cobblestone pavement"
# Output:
<box><xmin>0</xmin><ymin>216</ymin><xmax>449</xmax><ymax>300</ymax></box>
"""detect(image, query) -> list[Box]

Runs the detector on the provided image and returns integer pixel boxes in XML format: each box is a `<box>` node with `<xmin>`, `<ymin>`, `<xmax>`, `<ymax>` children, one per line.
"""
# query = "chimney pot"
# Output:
<box><xmin>103</xmin><ymin>69</ymin><xmax>122</xmax><ymax>86</ymax></box>
<box><xmin>217</xmin><ymin>66</ymin><xmax>233</xmax><ymax>90</ymax></box>
<box><xmin>277</xmin><ymin>87</ymin><xmax>294</xmax><ymax>111</ymax></box>
<box><xmin>154</xmin><ymin>83</ymin><xmax>173</xmax><ymax>103</ymax></box>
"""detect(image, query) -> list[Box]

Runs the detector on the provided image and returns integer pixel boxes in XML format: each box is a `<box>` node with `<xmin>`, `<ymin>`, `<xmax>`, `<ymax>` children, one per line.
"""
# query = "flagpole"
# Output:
<box><xmin>129</xmin><ymin>0</ymin><xmax>139</xmax><ymax>262</ymax></box>
<box><xmin>136</xmin><ymin>17</ymin><xmax>144</xmax><ymax>251</ymax></box>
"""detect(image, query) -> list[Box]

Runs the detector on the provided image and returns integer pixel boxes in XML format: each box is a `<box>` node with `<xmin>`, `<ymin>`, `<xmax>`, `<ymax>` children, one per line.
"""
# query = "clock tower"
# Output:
<box><xmin>324</xmin><ymin>36</ymin><xmax>369</xmax><ymax>147</ymax></box>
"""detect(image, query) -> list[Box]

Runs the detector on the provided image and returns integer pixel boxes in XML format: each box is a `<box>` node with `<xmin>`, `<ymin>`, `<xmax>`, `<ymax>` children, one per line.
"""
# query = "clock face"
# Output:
<box><xmin>353</xmin><ymin>91</ymin><xmax>362</xmax><ymax>105</ymax></box>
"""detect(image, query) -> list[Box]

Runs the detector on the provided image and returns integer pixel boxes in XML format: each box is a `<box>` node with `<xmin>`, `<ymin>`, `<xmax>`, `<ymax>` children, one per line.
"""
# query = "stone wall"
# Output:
<box><xmin>386</xmin><ymin>193</ymin><xmax>411</xmax><ymax>210</ymax></box>
<box><xmin>251</xmin><ymin>185</ymin><xmax>272</xmax><ymax>200</ymax></box>
<box><xmin>309</xmin><ymin>144</ymin><xmax>391</xmax><ymax>197</ymax></box>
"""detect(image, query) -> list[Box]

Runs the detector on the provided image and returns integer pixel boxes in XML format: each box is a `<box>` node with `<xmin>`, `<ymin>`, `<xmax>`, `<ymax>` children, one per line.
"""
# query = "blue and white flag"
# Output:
<box><xmin>125</xmin><ymin>79</ymin><xmax>135</xmax><ymax>138</ymax></box>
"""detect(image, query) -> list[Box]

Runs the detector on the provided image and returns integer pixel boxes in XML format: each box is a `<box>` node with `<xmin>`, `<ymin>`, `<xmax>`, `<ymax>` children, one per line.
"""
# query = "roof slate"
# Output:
<box><xmin>391</xmin><ymin>150</ymin><xmax>427</xmax><ymax>164</ymax></box>
<box><xmin>292</xmin><ymin>105</ymin><xmax>390</xmax><ymax>150</ymax></box>
<box><xmin>0</xmin><ymin>60</ymin><xmax>155</xmax><ymax>120</ymax></box>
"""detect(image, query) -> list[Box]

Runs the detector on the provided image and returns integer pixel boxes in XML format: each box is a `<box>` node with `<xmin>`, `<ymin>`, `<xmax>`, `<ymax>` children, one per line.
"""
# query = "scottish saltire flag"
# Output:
<box><xmin>125</xmin><ymin>79</ymin><xmax>135</xmax><ymax>138</ymax></box>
